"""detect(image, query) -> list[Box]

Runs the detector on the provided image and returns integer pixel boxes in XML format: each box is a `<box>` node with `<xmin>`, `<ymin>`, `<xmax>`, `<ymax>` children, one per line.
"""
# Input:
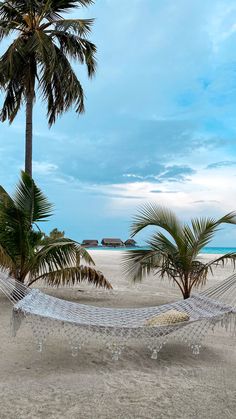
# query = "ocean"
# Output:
<box><xmin>86</xmin><ymin>246</ymin><xmax>236</xmax><ymax>254</ymax></box>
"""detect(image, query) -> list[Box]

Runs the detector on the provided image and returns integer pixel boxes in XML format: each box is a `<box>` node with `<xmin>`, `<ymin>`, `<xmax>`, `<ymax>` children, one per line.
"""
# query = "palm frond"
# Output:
<box><xmin>122</xmin><ymin>249</ymin><xmax>162</xmax><ymax>282</ymax></box>
<box><xmin>38</xmin><ymin>42</ymin><xmax>85</xmax><ymax>125</ymax></box>
<box><xmin>30</xmin><ymin>239</ymin><xmax>78</xmax><ymax>275</ymax></box>
<box><xmin>28</xmin><ymin>265</ymin><xmax>112</xmax><ymax>289</ymax></box>
<box><xmin>27</xmin><ymin>238</ymin><xmax>94</xmax><ymax>280</ymax></box>
<box><xmin>0</xmin><ymin>243</ymin><xmax>15</xmax><ymax>272</ymax></box>
<box><xmin>204</xmin><ymin>252</ymin><xmax>236</xmax><ymax>270</ymax></box>
<box><xmin>49</xmin><ymin>31</ymin><xmax>86</xmax><ymax>64</ymax></box>
<box><xmin>131</xmin><ymin>203</ymin><xmax>184</xmax><ymax>248</ymax></box>
<box><xmin>14</xmin><ymin>171</ymin><xmax>53</xmax><ymax>224</ymax></box>
<box><xmin>0</xmin><ymin>19</ymin><xmax>19</xmax><ymax>40</ymax></box>
<box><xmin>147</xmin><ymin>232</ymin><xmax>178</xmax><ymax>254</ymax></box>
<box><xmin>0</xmin><ymin>183</ymin><xmax>25</xmax><ymax>235</ymax></box>
<box><xmin>77</xmin><ymin>244</ymin><xmax>95</xmax><ymax>265</ymax></box>
<box><xmin>0</xmin><ymin>183</ymin><xmax>30</xmax><ymax>275</ymax></box>
<box><xmin>52</xmin><ymin>18</ymin><xmax>94</xmax><ymax>35</ymax></box>
<box><xmin>217</xmin><ymin>212</ymin><xmax>236</xmax><ymax>225</ymax></box>
<box><xmin>189</xmin><ymin>213</ymin><xmax>236</xmax><ymax>257</ymax></box>
<box><xmin>0</xmin><ymin>184</ymin><xmax>14</xmax><ymax>206</ymax></box>
<box><xmin>0</xmin><ymin>37</ymin><xmax>32</xmax><ymax>122</ymax></box>
<box><xmin>0</xmin><ymin>2</ymin><xmax>26</xmax><ymax>24</ymax></box>
<box><xmin>48</xmin><ymin>30</ymin><xmax>97</xmax><ymax>77</ymax></box>
<box><xmin>0</xmin><ymin>75</ymin><xmax>25</xmax><ymax>122</ymax></box>
<box><xmin>50</xmin><ymin>0</ymin><xmax>94</xmax><ymax>11</ymax></box>
<box><xmin>43</xmin><ymin>0</ymin><xmax>94</xmax><ymax>21</ymax></box>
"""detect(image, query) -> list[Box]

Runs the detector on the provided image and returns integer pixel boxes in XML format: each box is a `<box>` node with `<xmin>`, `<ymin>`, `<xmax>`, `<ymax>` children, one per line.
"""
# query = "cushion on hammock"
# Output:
<box><xmin>145</xmin><ymin>309</ymin><xmax>190</xmax><ymax>326</ymax></box>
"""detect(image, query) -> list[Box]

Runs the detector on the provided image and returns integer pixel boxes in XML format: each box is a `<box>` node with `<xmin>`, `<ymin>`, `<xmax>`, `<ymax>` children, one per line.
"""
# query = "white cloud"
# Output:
<box><xmin>207</xmin><ymin>2</ymin><xmax>236</xmax><ymax>52</ymax></box>
<box><xmin>101</xmin><ymin>166</ymin><xmax>236</xmax><ymax>220</ymax></box>
<box><xmin>33</xmin><ymin>161</ymin><xmax>58</xmax><ymax>175</ymax></box>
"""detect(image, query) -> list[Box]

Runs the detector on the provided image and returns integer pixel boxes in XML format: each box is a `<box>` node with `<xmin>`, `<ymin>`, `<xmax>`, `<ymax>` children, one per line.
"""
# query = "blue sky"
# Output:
<box><xmin>1</xmin><ymin>0</ymin><xmax>236</xmax><ymax>245</ymax></box>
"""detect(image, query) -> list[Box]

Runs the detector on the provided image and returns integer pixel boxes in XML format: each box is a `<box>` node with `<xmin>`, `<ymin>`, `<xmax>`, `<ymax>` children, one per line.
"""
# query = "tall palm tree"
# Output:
<box><xmin>0</xmin><ymin>0</ymin><xmax>96</xmax><ymax>176</ymax></box>
<box><xmin>0</xmin><ymin>171</ymin><xmax>112</xmax><ymax>289</ymax></box>
<box><xmin>123</xmin><ymin>203</ymin><xmax>236</xmax><ymax>299</ymax></box>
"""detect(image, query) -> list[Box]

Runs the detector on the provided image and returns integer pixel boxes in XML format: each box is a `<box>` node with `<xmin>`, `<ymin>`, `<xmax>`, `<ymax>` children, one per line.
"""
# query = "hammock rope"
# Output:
<box><xmin>0</xmin><ymin>270</ymin><xmax>236</xmax><ymax>360</ymax></box>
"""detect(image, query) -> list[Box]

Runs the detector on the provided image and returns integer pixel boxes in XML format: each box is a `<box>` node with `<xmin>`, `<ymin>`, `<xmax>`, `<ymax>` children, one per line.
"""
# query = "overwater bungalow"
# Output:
<box><xmin>101</xmin><ymin>238</ymin><xmax>124</xmax><ymax>247</ymax></box>
<box><xmin>82</xmin><ymin>240</ymin><xmax>99</xmax><ymax>248</ymax></box>
<box><xmin>124</xmin><ymin>239</ymin><xmax>137</xmax><ymax>247</ymax></box>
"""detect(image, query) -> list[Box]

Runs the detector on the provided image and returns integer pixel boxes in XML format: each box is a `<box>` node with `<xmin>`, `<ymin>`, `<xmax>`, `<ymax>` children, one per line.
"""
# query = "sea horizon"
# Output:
<box><xmin>86</xmin><ymin>246</ymin><xmax>236</xmax><ymax>254</ymax></box>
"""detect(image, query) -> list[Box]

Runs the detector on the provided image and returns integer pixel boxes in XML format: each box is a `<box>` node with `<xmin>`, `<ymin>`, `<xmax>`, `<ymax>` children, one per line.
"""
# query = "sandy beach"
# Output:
<box><xmin>0</xmin><ymin>250</ymin><xmax>236</xmax><ymax>419</ymax></box>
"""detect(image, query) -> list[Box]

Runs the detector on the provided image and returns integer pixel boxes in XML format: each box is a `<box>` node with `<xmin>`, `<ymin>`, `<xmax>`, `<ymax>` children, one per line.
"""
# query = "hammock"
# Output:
<box><xmin>0</xmin><ymin>271</ymin><xmax>236</xmax><ymax>360</ymax></box>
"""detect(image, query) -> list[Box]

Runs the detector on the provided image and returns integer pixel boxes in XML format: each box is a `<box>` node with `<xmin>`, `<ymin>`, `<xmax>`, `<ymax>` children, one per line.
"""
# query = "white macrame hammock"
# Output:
<box><xmin>0</xmin><ymin>271</ymin><xmax>236</xmax><ymax>360</ymax></box>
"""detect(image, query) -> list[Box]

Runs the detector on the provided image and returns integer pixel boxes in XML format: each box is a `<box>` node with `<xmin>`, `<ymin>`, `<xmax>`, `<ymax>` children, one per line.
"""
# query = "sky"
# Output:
<box><xmin>1</xmin><ymin>0</ymin><xmax>236</xmax><ymax>245</ymax></box>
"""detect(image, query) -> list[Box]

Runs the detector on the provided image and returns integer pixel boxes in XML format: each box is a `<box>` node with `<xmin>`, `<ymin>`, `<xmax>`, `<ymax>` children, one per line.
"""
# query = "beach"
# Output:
<box><xmin>0</xmin><ymin>250</ymin><xmax>236</xmax><ymax>419</ymax></box>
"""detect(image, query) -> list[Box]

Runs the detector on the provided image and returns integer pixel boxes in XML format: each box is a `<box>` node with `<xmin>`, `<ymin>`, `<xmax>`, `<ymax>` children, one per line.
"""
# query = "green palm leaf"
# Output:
<box><xmin>131</xmin><ymin>203</ymin><xmax>184</xmax><ymax>248</ymax></box>
<box><xmin>29</xmin><ymin>265</ymin><xmax>112</xmax><ymax>289</ymax></box>
<box><xmin>122</xmin><ymin>249</ymin><xmax>162</xmax><ymax>282</ymax></box>
<box><xmin>14</xmin><ymin>171</ymin><xmax>53</xmax><ymax>223</ymax></box>
<box><xmin>52</xmin><ymin>18</ymin><xmax>94</xmax><ymax>35</ymax></box>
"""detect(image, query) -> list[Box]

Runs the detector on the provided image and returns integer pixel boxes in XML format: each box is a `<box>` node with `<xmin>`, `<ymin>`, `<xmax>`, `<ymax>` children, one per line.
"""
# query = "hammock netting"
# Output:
<box><xmin>0</xmin><ymin>271</ymin><xmax>236</xmax><ymax>360</ymax></box>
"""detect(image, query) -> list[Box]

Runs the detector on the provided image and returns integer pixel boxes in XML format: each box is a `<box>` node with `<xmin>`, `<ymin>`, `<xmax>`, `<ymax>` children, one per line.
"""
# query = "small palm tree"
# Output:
<box><xmin>44</xmin><ymin>228</ymin><xmax>65</xmax><ymax>241</ymax></box>
<box><xmin>123</xmin><ymin>203</ymin><xmax>236</xmax><ymax>299</ymax></box>
<box><xmin>0</xmin><ymin>0</ymin><xmax>96</xmax><ymax>176</ymax></box>
<box><xmin>0</xmin><ymin>172</ymin><xmax>112</xmax><ymax>289</ymax></box>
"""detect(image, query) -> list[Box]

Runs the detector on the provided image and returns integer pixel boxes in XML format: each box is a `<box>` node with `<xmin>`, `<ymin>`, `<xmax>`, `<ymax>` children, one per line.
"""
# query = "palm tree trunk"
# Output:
<box><xmin>25</xmin><ymin>93</ymin><xmax>34</xmax><ymax>177</ymax></box>
<box><xmin>182</xmin><ymin>274</ymin><xmax>190</xmax><ymax>299</ymax></box>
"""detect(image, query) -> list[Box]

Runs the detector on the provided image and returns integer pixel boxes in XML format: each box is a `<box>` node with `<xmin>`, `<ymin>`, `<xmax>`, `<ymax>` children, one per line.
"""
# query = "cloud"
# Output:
<box><xmin>206</xmin><ymin>161</ymin><xmax>236</xmax><ymax>169</ymax></box>
<box><xmin>192</xmin><ymin>200</ymin><xmax>220</xmax><ymax>204</ymax></box>
<box><xmin>150</xmin><ymin>190</ymin><xmax>178</xmax><ymax>194</ymax></box>
<box><xmin>158</xmin><ymin>165</ymin><xmax>196</xmax><ymax>182</ymax></box>
<box><xmin>32</xmin><ymin>161</ymin><xmax>58</xmax><ymax>175</ymax></box>
<box><xmin>123</xmin><ymin>164</ymin><xmax>195</xmax><ymax>183</ymax></box>
<box><xmin>35</xmin><ymin>118</ymin><xmax>204</xmax><ymax>186</ymax></box>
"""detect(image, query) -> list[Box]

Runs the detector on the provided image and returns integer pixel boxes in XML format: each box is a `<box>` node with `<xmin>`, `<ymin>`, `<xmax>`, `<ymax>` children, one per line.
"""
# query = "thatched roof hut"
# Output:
<box><xmin>124</xmin><ymin>239</ymin><xmax>137</xmax><ymax>247</ymax></box>
<box><xmin>82</xmin><ymin>240</ymin><xmax>99</xmax><ymax>248</ymax></box>
<box><xmin>101</xmin><ymin>238</ymin><xmax>124</xmax><ymax>247</ymax></box>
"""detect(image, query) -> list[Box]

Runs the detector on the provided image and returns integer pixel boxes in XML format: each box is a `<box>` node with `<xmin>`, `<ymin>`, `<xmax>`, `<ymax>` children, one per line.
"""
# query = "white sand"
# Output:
<box><xmin>0</xmin><ymin>251</ymin><xmax>236</xmax><ymax>419</ymax></box>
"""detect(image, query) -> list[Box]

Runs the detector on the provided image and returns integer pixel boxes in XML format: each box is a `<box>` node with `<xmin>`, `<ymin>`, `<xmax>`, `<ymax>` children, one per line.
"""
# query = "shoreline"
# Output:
<box><xmin>84</xmin><ymin>246</ymin><xmax>236</xmax><ymax>255</ymax></box>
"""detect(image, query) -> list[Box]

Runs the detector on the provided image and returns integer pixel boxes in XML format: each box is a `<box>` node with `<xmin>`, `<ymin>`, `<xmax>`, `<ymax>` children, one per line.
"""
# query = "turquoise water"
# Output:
<box><xmin>86</xmin><ymin>246</ymin><xmax>236</xmax><ymax>254</ymax></box>
<box><xmin>200</xmin><ymin>247</ymin><xmax>236</xmax><ymax>254</ymax></box>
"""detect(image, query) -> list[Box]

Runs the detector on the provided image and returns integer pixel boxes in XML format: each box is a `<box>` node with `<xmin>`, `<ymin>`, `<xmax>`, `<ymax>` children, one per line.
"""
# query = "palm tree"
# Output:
<box><xmin>0</xmin><ymin>171</ymin><xmax>112</xmax><ymax>289</ymax></box>
<box><xmin>44</xmin><ymin>228</ymin><xmax>65</xmax><ymax>241</ymax></box>
<box><xmin>0</xmin><ymin>0</ymin><xmax>96</xmax><ymax>177</ymax></box>
<box><xmin>123</xmin><ymin>203</ymin><xmax>236</xmax><ymax>299</ymax></box>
